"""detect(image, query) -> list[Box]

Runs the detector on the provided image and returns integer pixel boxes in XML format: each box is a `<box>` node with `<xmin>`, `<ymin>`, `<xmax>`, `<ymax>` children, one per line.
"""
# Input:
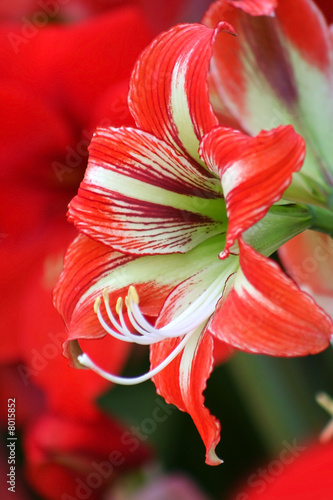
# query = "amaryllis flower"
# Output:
<box><xmin>55</xmin><ymin>9</ymin><xmax>333</xmax><ymax>465</ymax></box>
<box><xmin>24</xmin><ymin>410</ymin><xmax>151</xmax><ymax>500</ymax></box>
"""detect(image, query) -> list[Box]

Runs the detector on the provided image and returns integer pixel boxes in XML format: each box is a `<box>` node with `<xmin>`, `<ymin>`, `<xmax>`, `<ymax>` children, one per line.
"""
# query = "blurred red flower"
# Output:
<box><xmin>24</xmin><ymin>410</ymin><xmax>152</xmax><ymax>500</ymax></box>
<box><xmin>229</xmin><ymin>440</ymin><xmax>333</xmax><ymax>500</ymax></box>
<box><xmin>0</xmin><ymin>3</ymin><xmax>159</xmax><ymax>498</ymax></box>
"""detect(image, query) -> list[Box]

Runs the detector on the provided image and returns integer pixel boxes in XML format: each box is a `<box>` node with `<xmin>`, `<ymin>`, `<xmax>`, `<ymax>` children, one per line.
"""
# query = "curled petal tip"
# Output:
<box><xmin>76</xmin><ymin>352</ymin><xmax>90</xmax><ymax>370</ymax></box>
<box><xmin>206</xmin><ymin>447</ymin><xmax>223</xmax><ymax>466</ymax></box>
<box><xmin>219</xmin><ymin>248</ymin><xmax>229</xmax><ymax>260</ymax></box>
<box><xmin>216</xmin><ymin>21</ymin><xmax>237</xmax><ymax>37</ymax></box>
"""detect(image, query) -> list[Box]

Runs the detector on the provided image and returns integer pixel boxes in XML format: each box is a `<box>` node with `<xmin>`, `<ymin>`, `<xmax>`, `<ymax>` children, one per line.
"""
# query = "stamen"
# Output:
<box><xmin>95</xmin><ymin>276</ymin><xmax>225</xmax><ymax>347</ymax></box>
<box><xmin>94</xmin><ymin>297</ymin><xmax>101</xmax><ymax>314</ymax></box>
<box><xmin>316</xmin><ymin>392</ymin><xmax>333</xmax><ymax>442</ymax></box>
<box><xmin>85</xmin><ymin>277</ymin><xmax>226</xmax><ymax>386</ymax></box>
<box><xmin>94</xmin><ymin>299</ymin><xmax>133</xmax><ymax>343</ymax></box>
<box><xmin>128</xmin><ymin>285</ymin><xmax>139</xmax><ymax>304</ymax></box>
<box><xmin>125</xmin><ymin>277</ymin><xmax>223</xmax><ymax>339</ymax></box>
<box><xmin>115</xmin><ymin>297</ymin><xmax>123</xmax><ymax>315</ymax></box>
<box><xmin>77</xmin><ymin>329</ymin><xmax>197</xmax><ymax>385</ymax></box>
<box><xmin>99</xmin><ymin>290</ymin><xmax>161</xmax><ymax>345</ymax></box>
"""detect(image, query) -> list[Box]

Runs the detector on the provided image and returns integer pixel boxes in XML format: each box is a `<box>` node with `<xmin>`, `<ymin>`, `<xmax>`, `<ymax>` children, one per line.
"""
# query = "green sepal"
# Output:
<box><xmin>244</xmin><ymin>204</ymin><xmax>313</xmax><ymax>257</ymax></box>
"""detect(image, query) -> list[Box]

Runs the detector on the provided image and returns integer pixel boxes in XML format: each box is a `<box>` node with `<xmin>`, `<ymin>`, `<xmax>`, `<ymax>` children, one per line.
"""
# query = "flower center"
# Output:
<box><xmin>77</xmin><ymin>277</ymin><xmax>225</xmax><ymax>385</ymax></box>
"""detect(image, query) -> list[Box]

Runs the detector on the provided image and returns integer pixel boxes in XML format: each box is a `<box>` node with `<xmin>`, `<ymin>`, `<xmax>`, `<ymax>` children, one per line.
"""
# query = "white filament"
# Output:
<box><xmin>77</xmin><ymin>331</ymin><xmax>196</xmax><ymax>385</ymax></box>
<box><xmin>78</xmin><ymin>277</ymin><xmax>224</xmax><ymax>385</ymax></box>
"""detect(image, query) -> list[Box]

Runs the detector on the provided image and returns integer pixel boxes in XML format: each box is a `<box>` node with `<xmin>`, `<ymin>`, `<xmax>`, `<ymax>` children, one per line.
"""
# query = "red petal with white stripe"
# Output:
<box><xmin>69</xmin><ymin>127</ymin><xmax>225</xmax><ymax>256</ymax></box>
<box><xmin>276</xmin><ymin>0</ymin><xmax>331</xmax><ymax>70</ymax></box>
<box><xmin>150</xmin><ymin>329</ymin><xmax>222</xmax><ymax>466</ymax></box>
<box><xmin>53</xmin><ymin>234</ymin><xmax>174</xmax><ymax>364</ymax></box>
<box><xmin>129</xmin><ymin>22</ymin><xmax>235</xmax><ymax>162</ymax></box>
<box><xmin>200</xmin><ymin>125</ymin><xmax>305</xmax><ymax>258</ymax></box>
<box><xmin>148</xmin><ymin>253</ymin><xmax>239</xmax><ymax>465</ymax></box>
<box><xmin>203</xmin><ymin>0</ymin><xmax>333</xmax><ymax>181</ymax></box>
<box><xmin>209</xmin><ymin>239</ymin><xmax>332</xmax><ymax>356</ymax></box>
<box><xmin>54</xmin><ymin>234</ymin><xmax>132</xmax><ymax>362</ymax></box>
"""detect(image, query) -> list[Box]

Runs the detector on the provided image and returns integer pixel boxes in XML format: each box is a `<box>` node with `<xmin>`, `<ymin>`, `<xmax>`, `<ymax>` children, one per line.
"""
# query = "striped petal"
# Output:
<box><xmin>151</xmin><ymin>329</ymin><xmax>221</xmax><ymax>466</ymax></box>
<box><xmin>53</xmin><ymin>234</ymin><xmax>136</xmax><ymax>364</ymax></box>
<box><xmin>55</xmin><ymin>232</ymin><xmax>236</xmax><ymax>459</ymax></box>
<box><xmin>129</xmin><ymin>22</ymin><xmax>235</xmax><ymax>162</ymax></box>
<box><xmin>209</xmin><ymin>239</ymin><xmax>333</xmax><ymax>356</ymax></box>
<box><xmin>150</xmin><ymin>250</ymin><xmax>238</xmax><ymax>465</ymax></box>
<box><xmin>54</xmin><ymin>234</ymin><xmax>230</xmax><ymax>365</ymax></box>
<box><xmin>204</xmin><ymin>0</ymin><xmax>333</xmax><ymax>182</ymax></box>
<box><xmin>69</xmin><ymin>127</ymin><xmax>226</xmax><ymax>256</ymax></box>
<box><xmin>200</xmin><ymin>125</ymin><xmax>305</xmax><ymax>258</ymax></box>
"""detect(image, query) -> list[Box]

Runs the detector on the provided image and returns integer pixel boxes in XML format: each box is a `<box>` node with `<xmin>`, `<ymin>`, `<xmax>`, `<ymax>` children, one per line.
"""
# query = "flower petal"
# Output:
<box><xmin>150</xmin><ymin>248</ymin><xmax>238</xmax><ymax>465</ymax></box>
<box><xmin>150</xmin><ymin>330</ymin><xmax>221</xmax><ymax>466</ymax></box>
<box><xmin>42</xmin><ymin>6</ymin><xmax>154</xmax><ymax>129</ymax></box>
<box><xmin>129</xmin><ymin>22</ymin><xmax>235</xmax><ymax>162</ymax></box>
<box><xmin>200</xmin><ymin>125</ymin><xmax>305</xmax><ymax>258</ymax></box>
<box><xmin>221</xmin><ymin>0</ymin><xmax>277</xmax><ymax>16</ymax></box>
<box><xmin>209</xmin><ymin>239</ymin><xmax>332</xmax><ymax>356</ymax></box>
<box><xmin>69</xmin><ymin>127</ymin><xmax>226</xmax><ymax>256</ymax></box>
<box><xmin>204</xmin><ymin>0</ymin><xmax>333</xmax><ymax>180</ymax></box>
<box><xmin>53</xmin><ymin>234</ymin><xmax>136</xmax><ymax>364</ymax></box>
<box><xmin>231</xmin><ymin>440</ymin><xmax>333</xmax><ymax>499</ymax></box>
<box><xmin>54</xmin><ymin>234</ymin><xmax>229</xmax><ymax>365</ymax></box>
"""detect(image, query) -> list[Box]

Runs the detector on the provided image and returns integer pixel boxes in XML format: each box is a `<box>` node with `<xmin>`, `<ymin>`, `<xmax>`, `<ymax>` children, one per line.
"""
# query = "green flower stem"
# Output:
<box><xmin>284</xmin><ymin>173</ymin><xmax>332</xmax><ymax>208</ymax></box>
<box><xmin>308</xmin><ymin>205</ymin><xmax>333</xmax><ymax>237</ymax></box>
<box><xmin>245</xmin><ymin>204</ymin><xmax>313</xmax><ymax>257</ymax></box>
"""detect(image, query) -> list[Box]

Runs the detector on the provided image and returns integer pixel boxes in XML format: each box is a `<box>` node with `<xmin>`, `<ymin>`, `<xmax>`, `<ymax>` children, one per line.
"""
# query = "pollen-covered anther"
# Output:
<box><xmin>128</xmin><ymin>285</ymin><xmax>139</xmax><ymax>304</ymax></box>
<box><xmin>94</xmin><ymin>287</ymin><xmax>166</xmax><ymax>345</ymax></box>
<box><xmin>94</xmin><ymin>296</ymin><xmax>101</xmax><ymax>314</ymax></box>
<box><xmin>116</xmin><ymin>297</ymin><xmax>123</xmax><ymax>315</ymax></box>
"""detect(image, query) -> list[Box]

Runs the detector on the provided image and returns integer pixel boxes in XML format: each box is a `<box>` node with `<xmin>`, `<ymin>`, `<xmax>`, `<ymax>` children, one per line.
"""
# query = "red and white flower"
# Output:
<box><xmin>55</xmin><ymin>0</ymin><xmax>333</xmax><ymax>465</ymax></box>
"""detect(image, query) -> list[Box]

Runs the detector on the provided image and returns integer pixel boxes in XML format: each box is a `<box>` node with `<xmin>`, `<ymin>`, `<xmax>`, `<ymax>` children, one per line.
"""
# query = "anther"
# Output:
<box><xmin>128</xmin><ymin>285</ymin><xmax>139</xmax><ymax>304</ymax></box>
<box><xmin>94</xmin><ymin>297</ymin><xmax>101</xmax><ymax>314</ymax></box>
<box><xmin>116</xmin><ymin>297</ymin><xmax>123</xmax><ymax>315</ymax></box>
